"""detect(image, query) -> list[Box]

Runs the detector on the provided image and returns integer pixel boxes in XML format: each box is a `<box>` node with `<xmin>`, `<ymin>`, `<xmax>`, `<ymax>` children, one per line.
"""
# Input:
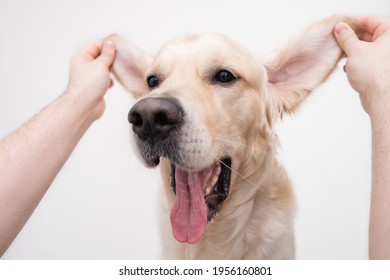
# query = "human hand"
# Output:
<box><xmin>333</xmin><ymin>15</ymin><xmax>390</xmax><ymax>118</ymax></box>
<box><xmin>66</xmin><ymin>41</ymin><xmax>116</xmax><ymax>119</ymax></box>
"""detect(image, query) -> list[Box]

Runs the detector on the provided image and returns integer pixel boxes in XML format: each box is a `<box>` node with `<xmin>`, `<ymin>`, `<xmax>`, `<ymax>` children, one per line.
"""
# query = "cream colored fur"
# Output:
<box><xmin>106</xmin><ymin>15</ymin><xmax>355</xmax><ymax>259</ymax></box>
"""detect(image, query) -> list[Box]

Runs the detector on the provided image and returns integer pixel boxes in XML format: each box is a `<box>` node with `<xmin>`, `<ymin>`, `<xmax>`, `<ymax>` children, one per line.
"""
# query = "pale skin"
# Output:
<box><xmin>0</xmin><ymin>41</ymin><xmax>116</xmax><ymax>256</ymax></box>
<box><xmin>334</xmin><ymin>15</ymin><xmax>390</xmax><ymax>259</ymax></box>
<box><xmin>0</xmin><ymin>15</ymin><xmax>389</xmax><ymax>259</ymax></box>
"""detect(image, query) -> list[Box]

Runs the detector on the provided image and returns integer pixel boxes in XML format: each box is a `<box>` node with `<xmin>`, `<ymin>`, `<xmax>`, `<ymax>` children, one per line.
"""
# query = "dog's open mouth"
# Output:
<box><xmin>169</xmin><ymin>158</ymin><xmax>232</xmax><ymax>244</ymax></box>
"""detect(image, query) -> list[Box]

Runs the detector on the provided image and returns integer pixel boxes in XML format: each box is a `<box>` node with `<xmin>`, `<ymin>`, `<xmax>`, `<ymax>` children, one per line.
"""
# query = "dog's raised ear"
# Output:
<box><xmin>265</xmin><ymin>15</ymin><xmax>356</xmax><ymax>114</ymax></box>
<box><xmin>104</xmin><ymin>33</ymin><xmax>153</xmax><ymax>98</ymax></box>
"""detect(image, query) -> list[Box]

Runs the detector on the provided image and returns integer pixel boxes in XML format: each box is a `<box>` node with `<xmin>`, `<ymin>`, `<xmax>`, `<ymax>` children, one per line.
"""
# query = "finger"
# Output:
<box><xmin>355</xmin><ymin>15</ymin><xmax>388</xmax><ymax>34</ymax></box>
<box><xmin>357</xmin><ymin>31</ymin><xmax>374</xmax><ymax>42</ymax></box>
<box><xmin>97</xmin><ymin>41</ymin><xmax>116</xmax><ymax>67</ymax></box>
<box><xmin>73</xmin><ymin>41</ymin><xmax>104</xmax><ymax>63</ymax></box>
<box><xmin>108</xmin><ymin>78</ymin><xmax>114</xmax><ymax>89</ymax></box>
<box><xmin>333</xmin><ymin>22</ymin><xmax>361</xmax><ymax>56</ymax></box>
<box><xmin>355</xmin><ymin>15</ymin><xmax>390</xmax><ymax>41</ymax></box>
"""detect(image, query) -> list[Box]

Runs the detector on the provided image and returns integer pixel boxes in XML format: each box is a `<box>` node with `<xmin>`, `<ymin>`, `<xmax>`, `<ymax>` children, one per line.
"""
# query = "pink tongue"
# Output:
<box><xmin>170</xmin><ymin>166</ymin><xmax>215</xmax><ymax>244</ymax></box>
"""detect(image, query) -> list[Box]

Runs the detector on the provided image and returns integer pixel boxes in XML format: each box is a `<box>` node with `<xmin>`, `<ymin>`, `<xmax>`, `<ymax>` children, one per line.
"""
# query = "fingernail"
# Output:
<box><xmin>104</xmin><ymin>40</ymin><xmax>114</xmax><ymax>50</ymax></box>
<box><xmin>334</xmin><ymin>22</ymin><xmax>349</xmax><ymax>36</ymax></box>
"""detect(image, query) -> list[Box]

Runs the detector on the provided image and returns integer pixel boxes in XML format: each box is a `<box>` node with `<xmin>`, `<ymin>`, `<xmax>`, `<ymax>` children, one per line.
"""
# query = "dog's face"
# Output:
<box><xmin>107</xmin><ymin>15</ymin><xmax>351</xmax><ymax>244</ymax></box>
<box><xmin>131</xmin><ymin>34</ymin><xmax>268</xmax><ymax>170</ymax></box>
<box><xmin>120</xmin><ymin>34</ymin><xmax>270</xmax><ymax>243</ymax></box>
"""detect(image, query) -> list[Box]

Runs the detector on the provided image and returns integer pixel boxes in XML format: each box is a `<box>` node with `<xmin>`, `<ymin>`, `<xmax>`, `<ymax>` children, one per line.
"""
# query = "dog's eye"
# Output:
<box><xmin>215</xmin><ymin>70</ymin><xmax>237</xmax><ymax>84</ymax></box>
<box><xmin>147</xmin><ymin>75</ymin><xmax>159</xmax><ymax>88</ymax></box>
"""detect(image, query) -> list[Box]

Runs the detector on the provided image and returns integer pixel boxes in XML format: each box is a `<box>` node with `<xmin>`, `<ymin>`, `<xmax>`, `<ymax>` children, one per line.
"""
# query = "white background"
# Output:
<box><xmin>0</xmin><ymin>0</ymin><xmax>389</xmax><ymax>259</ymax></box>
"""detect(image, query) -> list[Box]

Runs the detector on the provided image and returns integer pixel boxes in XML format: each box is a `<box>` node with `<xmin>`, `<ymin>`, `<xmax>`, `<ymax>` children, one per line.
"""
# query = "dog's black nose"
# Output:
<box><xmin>128</xmin><ymin>97</ymin><xmax>183</xmax><ymax>141</ymax></box>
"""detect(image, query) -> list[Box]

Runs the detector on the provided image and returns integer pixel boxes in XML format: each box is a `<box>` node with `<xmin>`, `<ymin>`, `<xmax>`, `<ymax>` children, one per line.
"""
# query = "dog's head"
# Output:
<box><xmin>107</xmin><ymin>15</ymin><xmax>354</xmax><ymax>244</ymax></box>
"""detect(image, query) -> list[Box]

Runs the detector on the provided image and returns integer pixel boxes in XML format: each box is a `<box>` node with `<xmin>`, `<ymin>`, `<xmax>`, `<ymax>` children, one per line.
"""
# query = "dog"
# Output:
<box><xmin>106</xmin><ymin>15</ymin><xmax>355</xmax><ymax>259</ymax></box>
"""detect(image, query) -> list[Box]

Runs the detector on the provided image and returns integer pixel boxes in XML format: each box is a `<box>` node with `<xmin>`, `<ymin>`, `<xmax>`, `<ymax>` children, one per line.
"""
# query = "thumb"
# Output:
<box><xmin>333</xmin><ymin>22</ymin><xmax>360</xmax><ymax>56</ymax></box>
<box><xmin>98</xmin><ymin>40</ymin><xmax>116</xmax><ymax>67</ymax></box>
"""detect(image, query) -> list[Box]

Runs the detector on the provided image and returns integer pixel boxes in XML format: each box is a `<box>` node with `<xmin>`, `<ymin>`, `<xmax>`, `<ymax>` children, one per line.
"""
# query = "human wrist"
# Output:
<box><xmin>364</xmin><ymin>84</ymin><xmax>390</xmax><ymax>123</ymax></box>
<box><xmin>63</xmin><ymin>87</ymin><xmax>105</xmax><ymax>122</ymax></box>
<box><xmin>370</xmin><ymin>110</ymin><xmax>390</xmax><ymax>135</ymax></box>
<box><xmin>370</xmin><ymin>101</ymin><xmax>390</xmax><ymax>151</ymax></box>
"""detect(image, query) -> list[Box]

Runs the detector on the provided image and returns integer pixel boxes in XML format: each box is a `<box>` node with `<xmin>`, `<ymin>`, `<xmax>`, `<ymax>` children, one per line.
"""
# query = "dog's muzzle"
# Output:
<box><xmin>128</xmin><ymin>96</ymin><xmax>232</xmax><ymax>244</ymax></box>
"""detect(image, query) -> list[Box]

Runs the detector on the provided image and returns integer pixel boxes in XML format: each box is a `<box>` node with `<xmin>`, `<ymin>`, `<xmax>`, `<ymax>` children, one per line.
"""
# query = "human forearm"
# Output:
<box><xmin>334</xmin><ymin>16</ymin><xmax>390</xmax><ymax>259</ymax></box>
<box><xmin>0</xmin><ymin>92</ymin><xmax>98</xmax><ymax>256</ymax></box>
<box><xmin>0</xmin><ymin>40</ymin><xmax>115</xmax><ymax>256</ymax></box>
<box><xmin>369</xmin><ymin>108</ymin><xmax>390</xmax><ymax>259</ymax></box>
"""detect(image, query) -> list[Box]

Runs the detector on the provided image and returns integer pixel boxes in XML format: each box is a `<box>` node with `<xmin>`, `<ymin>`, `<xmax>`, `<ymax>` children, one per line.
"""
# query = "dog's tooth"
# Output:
<box><xmin>205</xmin><ymin>186</ymin><xmax>213</xmax><ymax>195</ymax></box>
<box><xmin>211</xmin><ymin>175</ymin><xmax>218</xmax><ymax>186</ymax></box>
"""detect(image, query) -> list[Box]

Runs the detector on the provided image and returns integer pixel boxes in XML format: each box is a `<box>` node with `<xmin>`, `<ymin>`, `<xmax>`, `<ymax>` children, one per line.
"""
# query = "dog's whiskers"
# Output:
<box><xmin>208</xmin><ymin>152</ymin><xmax>259</xmax><ymax>191</ymax></box>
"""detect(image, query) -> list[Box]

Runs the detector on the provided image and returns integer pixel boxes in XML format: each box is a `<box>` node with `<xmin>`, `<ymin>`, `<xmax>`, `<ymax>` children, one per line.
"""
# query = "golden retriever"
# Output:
<box><xmin>106</xmin><ymin>15</ymin><xmax>355</xmax><ymax>259</ymax></box>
